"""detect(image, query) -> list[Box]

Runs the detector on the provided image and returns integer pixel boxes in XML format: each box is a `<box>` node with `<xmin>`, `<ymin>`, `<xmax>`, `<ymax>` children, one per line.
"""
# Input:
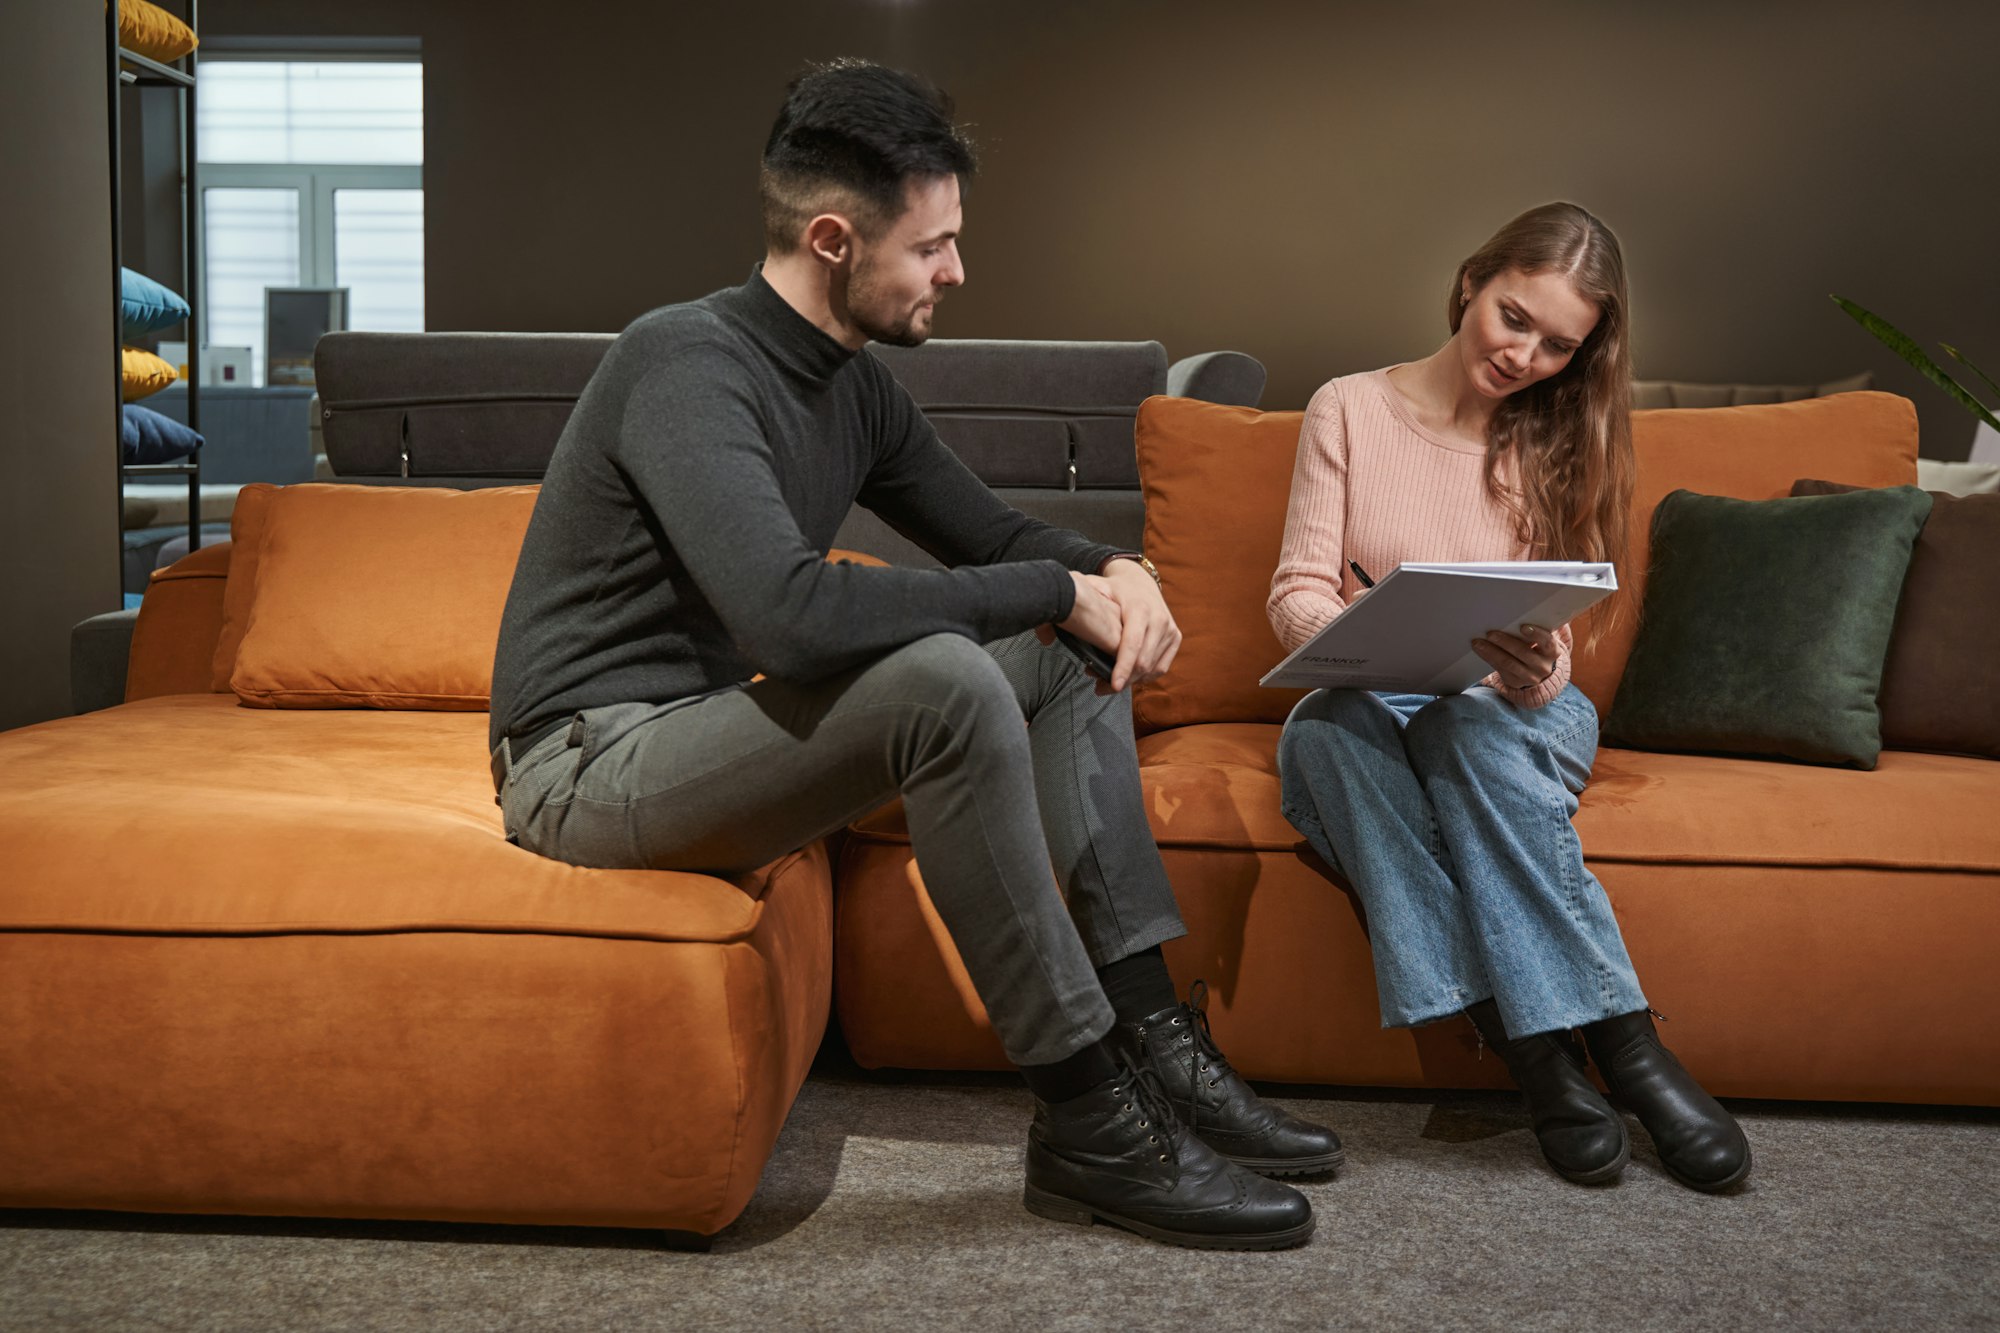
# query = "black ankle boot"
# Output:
<box><xmin>1110</xmin><ymin>981</ymin><xmax>1343</xmax><ymax>1177</ymax></box>
<box><xmin>1466</xmin><ymin>999</ymin><xmax>1628</xmax><ymax>1185</ymax></box>
<box><xmin>1024</xmin><ymin>1064</ymin><xmax>1315</xmax><ymax>1250</ymax></box>
<box><xmin>1583</xmin><ymin>1010</ymin><xmax>1751</xmax><ymax>1193</ymax></box>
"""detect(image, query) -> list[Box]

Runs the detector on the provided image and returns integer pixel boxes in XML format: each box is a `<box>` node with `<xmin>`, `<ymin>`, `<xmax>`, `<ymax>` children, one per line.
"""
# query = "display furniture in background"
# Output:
<box><xmin>108</xmin><ymin>0</ymin><xmax>202</xmax><ymax>561</ymax></box>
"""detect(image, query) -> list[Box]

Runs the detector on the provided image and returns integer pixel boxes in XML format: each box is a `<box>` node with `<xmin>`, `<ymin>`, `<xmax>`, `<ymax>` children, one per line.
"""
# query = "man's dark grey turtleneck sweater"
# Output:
<box><xmin>489</xmin><ymin>268</ymin><xmax>1118</xmax><ymax>753</ymax></box>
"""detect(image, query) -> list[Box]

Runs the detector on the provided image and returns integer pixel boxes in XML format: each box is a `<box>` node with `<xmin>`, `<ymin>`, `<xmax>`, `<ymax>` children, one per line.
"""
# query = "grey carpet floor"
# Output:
<box><xmin>3</xmin><ymin>1067</ymin><xmax>1996</xmax><ymax>1332</ymax></box>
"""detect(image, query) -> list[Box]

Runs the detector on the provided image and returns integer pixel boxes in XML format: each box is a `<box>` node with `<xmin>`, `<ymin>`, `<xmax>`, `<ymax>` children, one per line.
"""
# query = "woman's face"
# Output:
<box><xmin>1456</xmin><ymin>267</ymin><xmax>1601</xmax><ymax>399</ymax></box>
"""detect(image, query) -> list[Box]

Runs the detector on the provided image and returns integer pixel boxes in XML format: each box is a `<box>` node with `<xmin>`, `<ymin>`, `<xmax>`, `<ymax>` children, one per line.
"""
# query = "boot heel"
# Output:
<box><xmin>1022</xmin><ymin>1185</ymin><xmax>1095</xmax><ymax>1227</ymax></box>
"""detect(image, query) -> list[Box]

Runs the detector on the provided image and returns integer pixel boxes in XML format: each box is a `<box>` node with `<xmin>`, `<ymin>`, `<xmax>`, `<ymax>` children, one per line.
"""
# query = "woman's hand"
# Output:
<box><xmin>1472</xmin><ymin>623</ymin><xmax>1559</xmax><ymax>691</ymax></box>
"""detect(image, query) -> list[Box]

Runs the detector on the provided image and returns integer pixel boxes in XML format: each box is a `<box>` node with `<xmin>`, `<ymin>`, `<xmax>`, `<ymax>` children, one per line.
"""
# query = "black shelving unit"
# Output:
<box><xmin>108</xmin><ymin>1</ymin><xmax>201</xmax><ymax>558</ymax></box>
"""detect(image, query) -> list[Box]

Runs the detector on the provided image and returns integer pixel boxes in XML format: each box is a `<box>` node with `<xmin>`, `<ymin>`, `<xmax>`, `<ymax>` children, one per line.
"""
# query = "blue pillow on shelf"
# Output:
<box><xmin>121</xmin><ymin>404</ymin><xmax>204</xmax><ymax>464</ymax></box>
<box><xmin>120</xmin><ymin>267</ymin><xmax>190</xmax><ymax>340</ymax></box>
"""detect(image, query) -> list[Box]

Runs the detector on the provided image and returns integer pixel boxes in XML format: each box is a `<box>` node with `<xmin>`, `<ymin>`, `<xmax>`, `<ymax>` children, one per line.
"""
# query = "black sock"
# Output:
<box><xmin>1096</xmin><ymin>945</ymin><xmax>1178</xmax><ymax>1023</ymax></box>
<box><xmin>1020</xmin><ymin>1039</ymin><xmax>1117</xmax><ymax>1105</ymax></box>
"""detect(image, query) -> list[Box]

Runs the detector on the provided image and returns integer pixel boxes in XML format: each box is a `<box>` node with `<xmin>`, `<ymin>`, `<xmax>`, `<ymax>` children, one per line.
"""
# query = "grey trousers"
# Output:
<box><xmin>495</xmin><ymin>630</ymin><xmax>1187</xmax><ymax>1067</ymax></box>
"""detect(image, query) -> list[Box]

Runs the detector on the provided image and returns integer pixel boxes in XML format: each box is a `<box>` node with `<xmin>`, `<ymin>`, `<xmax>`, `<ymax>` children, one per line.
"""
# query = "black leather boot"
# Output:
<box><xmin>1111</xmin><ymin>981</ymin><xmax>1343</xmax><ymax>1177</ymax></box>
<box><xmin>1465</xmin><ymin>999</ymin><xmax>1628</xmax><ymax>1185</ymax></box>
<box><xmin>1024</xmin><ymin>1063</ymin><xmax>1315</xmax><ymax>1250</ymax></box>
<box><xmin>1583</xmin><ymin>1010</ymin><xmax>1751</xmax><ymax>1193</ymax></box>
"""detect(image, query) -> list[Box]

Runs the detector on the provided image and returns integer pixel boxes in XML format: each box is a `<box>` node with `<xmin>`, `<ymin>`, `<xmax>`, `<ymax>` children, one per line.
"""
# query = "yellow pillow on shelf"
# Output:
<box><xmin>121</xmin><ymin>347</ymin><xmax>178</xmax><ymax>401</ymax></box>
<box><xmin>111</xmin><ymin>0</ymin><xmax>199</xmax><ymax>63</ymax></box>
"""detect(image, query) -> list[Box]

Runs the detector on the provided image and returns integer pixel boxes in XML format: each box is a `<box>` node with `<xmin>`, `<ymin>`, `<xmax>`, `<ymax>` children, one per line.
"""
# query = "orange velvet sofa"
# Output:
<box><xmin>4</xmin><ymin>390</ymin><xmax>1993</xmax><ymax>1244</ymax></box>
<box><xmin>834</xmin><ymin>391</ymin><xmax>2000</xmax><ymax>1107</ymax></box>
<box><xmin>0</xmin><ymin>484</ymin><xmax>831</xmax><ymax>1237</ymax></box>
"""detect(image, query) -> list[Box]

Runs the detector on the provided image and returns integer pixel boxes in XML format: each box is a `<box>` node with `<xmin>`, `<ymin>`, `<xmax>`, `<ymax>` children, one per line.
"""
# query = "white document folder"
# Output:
<box><xmin>1260</xmin><ymin>561</ymin><xmax>1618</xmax><ymax>694</ymax></box>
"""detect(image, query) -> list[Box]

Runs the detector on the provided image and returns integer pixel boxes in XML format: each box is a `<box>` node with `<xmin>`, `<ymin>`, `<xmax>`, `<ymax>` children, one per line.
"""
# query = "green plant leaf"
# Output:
<box><xmin>1831</xmin><ymin>295</ymin><xmax>2000</xmax><ymax>431</ymax></box>
<box><xmin>1940</xmin><ymin>343</ymin><xmax>2000</xmax><ymax>405</ymax></box>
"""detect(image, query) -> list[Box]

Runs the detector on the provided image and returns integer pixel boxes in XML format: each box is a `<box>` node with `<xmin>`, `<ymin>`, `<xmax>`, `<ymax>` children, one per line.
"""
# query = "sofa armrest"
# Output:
<box><xmin>71</xmin><ymin>609</ymin><xmax>139</xmax><ymax>715</ymax></box>
<box><xmin>1167</xmin><ymin>351</ymin><xmax>1267</xmax><ymax>408</ymax></box>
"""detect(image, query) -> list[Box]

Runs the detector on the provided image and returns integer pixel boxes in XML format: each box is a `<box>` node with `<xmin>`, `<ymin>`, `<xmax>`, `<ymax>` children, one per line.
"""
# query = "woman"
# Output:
<box><xmin>1269</xmin><ymin>202</ymin><xmax>1749</xmax><ymax>1192</ymax></box>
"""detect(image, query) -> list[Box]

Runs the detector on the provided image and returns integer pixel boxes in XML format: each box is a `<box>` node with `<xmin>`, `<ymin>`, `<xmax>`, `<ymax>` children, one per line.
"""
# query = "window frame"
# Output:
<box><xmin>192</xmin><ymin>49</ymin><xmax>425</xmax><ymax>359</ymax></box>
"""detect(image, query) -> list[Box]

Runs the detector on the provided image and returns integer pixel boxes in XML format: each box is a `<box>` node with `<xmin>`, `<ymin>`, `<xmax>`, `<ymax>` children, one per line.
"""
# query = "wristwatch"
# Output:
<box><xmin>1105</xmin><ymin>553</ymin><xmax>1161</xmax><ymax>585</ymax></box>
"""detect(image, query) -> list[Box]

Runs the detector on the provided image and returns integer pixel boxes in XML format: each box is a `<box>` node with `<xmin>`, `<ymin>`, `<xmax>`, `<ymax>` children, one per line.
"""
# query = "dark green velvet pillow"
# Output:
<box><xmin>1604</xmin><ymin>486</ymin><xmax>1932</xmax><ymax>769</ymax></box>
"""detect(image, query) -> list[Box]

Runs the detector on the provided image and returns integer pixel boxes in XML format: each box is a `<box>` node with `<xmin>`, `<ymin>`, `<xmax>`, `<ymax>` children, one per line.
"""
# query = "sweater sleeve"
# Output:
<box><xmin>1267</xmin><ymin>381</ymin><xmax>1353</xmax><ymax>653</ymax></box>
<box><xmin>857</xmin><ymin>365</ymin><xmax>1122</xmax><ymax>576</ymax></box>
<box><xmin>617</xmin><ymin>352</ymin><xmax>1076</xmax><ymax>683</ymax></box>
<box><xmin>1486</xmin><ymin>623</ymin><xmax>1574</xmax><ymax>709</ymax></box>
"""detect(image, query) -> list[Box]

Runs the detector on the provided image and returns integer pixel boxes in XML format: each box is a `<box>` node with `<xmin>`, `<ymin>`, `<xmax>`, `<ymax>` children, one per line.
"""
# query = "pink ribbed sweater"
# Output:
<box><xmin>1265</xmin><ymin>367</ymin><xmax>1572</xmax><ymax>709</ymax></box>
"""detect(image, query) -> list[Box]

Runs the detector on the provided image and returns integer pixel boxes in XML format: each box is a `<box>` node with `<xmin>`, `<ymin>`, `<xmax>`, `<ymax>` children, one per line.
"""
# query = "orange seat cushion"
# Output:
<box><xmin>854</xmin><ymin>722</ymin><xmax>2000</xmax><ymax>873</ymax></box>
<box><xmin>0</xmin><ymin>695</ymin><xmax>790</xmax><ymax>941</ymax></box>
<box><xmin>0</xmin><ymin>697</ymin><xmax>834</xmax><ymax>1233</ymax></box>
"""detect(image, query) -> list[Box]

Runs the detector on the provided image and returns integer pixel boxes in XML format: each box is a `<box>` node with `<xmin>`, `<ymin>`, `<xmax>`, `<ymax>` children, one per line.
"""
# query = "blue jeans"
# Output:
<box><xmin>1276</xmin><ymin>684</ymin><xmax>1646</xmax><ymax>1040</ymax></box>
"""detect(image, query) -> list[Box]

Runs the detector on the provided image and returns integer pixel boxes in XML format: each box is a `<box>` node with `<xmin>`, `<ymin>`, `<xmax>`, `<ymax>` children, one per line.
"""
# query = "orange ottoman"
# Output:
<box><xmin>0</xmin><ymin>485</ymin><xmax>834</xmax><ymax>1235</ymax></box>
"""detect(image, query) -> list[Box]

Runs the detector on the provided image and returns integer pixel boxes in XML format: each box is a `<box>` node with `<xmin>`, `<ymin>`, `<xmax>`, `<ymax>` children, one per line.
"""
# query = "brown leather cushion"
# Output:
<box><xmin>228</xmin><ymin>484</ymin><xmax>540</xmax><ymax>709</ymax></box>
<box><xmin>1129</xmin><ymin>393</ymin><xmax>1920</xmax><ymax>729</ymax></box>
<box><xmin>1792</xmin><ymin>480</ymin><xmax>2000</xmax><ymax>758</ymax></box>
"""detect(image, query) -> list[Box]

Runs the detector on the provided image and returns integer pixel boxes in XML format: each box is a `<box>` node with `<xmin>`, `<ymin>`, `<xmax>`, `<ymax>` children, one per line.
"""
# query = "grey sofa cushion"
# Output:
<box><xmin>866</xmin><ymin>339</ymin><xmax>1168</xmax><ymax>410</ymax></box>
<box><xmin>868</xmin><ymin>339</ymin><xmax>1171</xmax><ymax>490</ymax></box>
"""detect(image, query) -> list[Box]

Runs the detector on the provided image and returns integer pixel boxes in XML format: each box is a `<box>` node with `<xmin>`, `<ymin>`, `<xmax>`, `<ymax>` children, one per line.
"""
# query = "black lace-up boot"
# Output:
<box><xmin>1110</xmin><ymin>981</ymin><xmax>1343</xmax><ymax>1177</ymax></box>
<box><xmin>1465</xmin><ymin>998</ymin><xmax>1629</xmax><ymax>1185</ymax></box>
<box><xmin>1024</xmin><ymin>1063</ymin><xmax>1315</xmax><ymax>1250</ymax></box>
<box><xmin>1583</xmin><ymin>1009</ymin><xmax>1751</xmax><ymax>1193</ymax></box>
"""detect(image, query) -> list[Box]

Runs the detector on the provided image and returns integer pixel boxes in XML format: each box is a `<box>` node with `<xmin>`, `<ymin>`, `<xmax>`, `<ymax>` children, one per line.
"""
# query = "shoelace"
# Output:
<box><xmin>1140</xmin><ymin>979</ymin><xmax>1235</xmax><ymax>1142</ymax></box>
<box><xmin>1110</xmin><ymin>1063</ymin><xmax>1185</xmax><ymax>1166</ymax></box>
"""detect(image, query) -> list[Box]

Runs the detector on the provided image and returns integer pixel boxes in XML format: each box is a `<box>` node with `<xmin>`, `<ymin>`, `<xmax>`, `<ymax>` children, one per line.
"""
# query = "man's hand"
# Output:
<box><xmin>1472</xmin><ymin>622</ymin><xmax>1559</xmax><ymax>693</ymax></box>
<box><xmin>1037</xmin><ymin>573</ymin><xmax>1125</xmax><ymax>692</ymax></box>
<box><xmin>1094</xmin><ymin>557</ymin><xmax>1181</xmax><ymax>692</ymax></box>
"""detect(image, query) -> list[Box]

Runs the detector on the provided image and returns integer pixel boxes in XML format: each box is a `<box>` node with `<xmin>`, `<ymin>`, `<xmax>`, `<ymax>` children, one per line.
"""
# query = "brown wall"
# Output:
<box><xmin>1</xmin><ymin>6</ymin><xmax>123</xmax><ymax>730</ymax></box>
<box><xmin>203</xmin><ymin>0</ymin><xmax>2000</xmax><ymax>458</ymax></box>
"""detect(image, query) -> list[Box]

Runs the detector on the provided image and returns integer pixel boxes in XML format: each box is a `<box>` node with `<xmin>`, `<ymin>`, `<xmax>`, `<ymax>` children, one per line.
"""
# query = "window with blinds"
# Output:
<box><xmin>195</xmin><ymin>60</ymin><xmax>424</xmax><ymax>385</ymax></box>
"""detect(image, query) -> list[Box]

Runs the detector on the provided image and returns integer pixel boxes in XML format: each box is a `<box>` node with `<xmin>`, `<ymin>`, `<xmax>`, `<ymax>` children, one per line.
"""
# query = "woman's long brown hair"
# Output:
<box><xmin>1451</xmin><ymin>202</ymin><xmax>1636</xmax><ymax>646</ymax></box>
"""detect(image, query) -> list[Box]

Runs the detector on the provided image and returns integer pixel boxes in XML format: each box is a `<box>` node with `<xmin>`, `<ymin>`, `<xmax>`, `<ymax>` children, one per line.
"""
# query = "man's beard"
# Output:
<box><xmin>849</xmin><ymin>258</ymin><xmax>937</xmax><ymax>347</ymax></box>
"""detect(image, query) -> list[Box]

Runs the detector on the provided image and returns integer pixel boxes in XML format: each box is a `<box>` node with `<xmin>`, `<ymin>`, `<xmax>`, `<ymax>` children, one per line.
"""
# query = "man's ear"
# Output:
<box><xmin>805</xmin><ymin>213</ymin><xmax>854</xmax><ymax>269</ymax></box>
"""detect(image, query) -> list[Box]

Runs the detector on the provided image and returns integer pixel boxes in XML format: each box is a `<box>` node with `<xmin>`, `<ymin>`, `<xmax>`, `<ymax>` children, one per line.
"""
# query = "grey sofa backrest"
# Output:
<box><xmin>868</xmin><ymin>339</ymin><xmax>1165</xmax><ymax>490</ymax></box>
<box><xmin>317</xmin><ymin>332</ymin><xmax>616</xmax><ymax>485</ymax></box>
<box><xmin>313</xmin><ymin>330</ymin><xmax>1266</xmax><ymax>562</ymax></box>
<box><xmin>1631</xmin><ymin>372</ymin><xmax>1872</xmax><ymax>410</ymax></box>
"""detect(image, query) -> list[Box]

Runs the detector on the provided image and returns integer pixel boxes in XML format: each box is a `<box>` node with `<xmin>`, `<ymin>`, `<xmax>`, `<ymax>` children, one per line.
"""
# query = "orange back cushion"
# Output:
<box><xmin>1133</xmin><ymin>398</ymin><xmax>1307</xmax><ymax>733</ymax></box>
<box><xmin>226</xmin><ymin>484</ymin><xmax>540</xmax><ymax>709</ymax></box>
<box><xmin>1134</xmin><ymin>391</ymin><xmax>1920</xmax><ymax>730</ymax></box>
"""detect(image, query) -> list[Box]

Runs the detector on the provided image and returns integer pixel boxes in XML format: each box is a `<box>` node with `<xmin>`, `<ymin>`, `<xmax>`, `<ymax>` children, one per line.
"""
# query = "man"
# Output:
<box><xmin>489</xmin><ymin>58</ymin><xmax>1338</xmax><ymax>1250</ymax></box>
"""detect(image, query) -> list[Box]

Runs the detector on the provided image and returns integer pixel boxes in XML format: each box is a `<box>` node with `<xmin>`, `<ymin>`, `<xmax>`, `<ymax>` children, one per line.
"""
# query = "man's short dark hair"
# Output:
<box><xmin>761</xmin><ymin>58</ymin><xmax>977</xmax><ymax>253</ymax></box>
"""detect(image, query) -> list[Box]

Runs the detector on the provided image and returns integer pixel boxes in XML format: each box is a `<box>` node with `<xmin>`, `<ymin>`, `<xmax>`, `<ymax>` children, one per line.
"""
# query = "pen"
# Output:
<box><xmin>1347</xmin><ymin>560</ymin><xmax>1376</xmax><ymax>589</ymax></box>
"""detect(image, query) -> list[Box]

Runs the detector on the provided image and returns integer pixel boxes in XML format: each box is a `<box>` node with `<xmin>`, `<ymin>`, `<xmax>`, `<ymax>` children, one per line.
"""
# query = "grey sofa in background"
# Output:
<box><xmin>839</xmin><ymin>340</ymin><xmax>1264</xmax><ymax>566</ymax></box>
<box><xmin>1630</xmin><ymin>372</ymin><xmax>1871</xmax><ymax>409</ymax></box>
<box><xmin>310</xmin><ymin>331</ymin><xmax>1264</xmax><ymax>564</ymax></box>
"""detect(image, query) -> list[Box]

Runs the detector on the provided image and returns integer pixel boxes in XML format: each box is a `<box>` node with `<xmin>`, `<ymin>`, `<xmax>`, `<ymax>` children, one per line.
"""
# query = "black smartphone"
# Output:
<box><xmin>1052</xmin><ymin>627</ymin><xmax>1118</xmax><ymax>681</ymax></box>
